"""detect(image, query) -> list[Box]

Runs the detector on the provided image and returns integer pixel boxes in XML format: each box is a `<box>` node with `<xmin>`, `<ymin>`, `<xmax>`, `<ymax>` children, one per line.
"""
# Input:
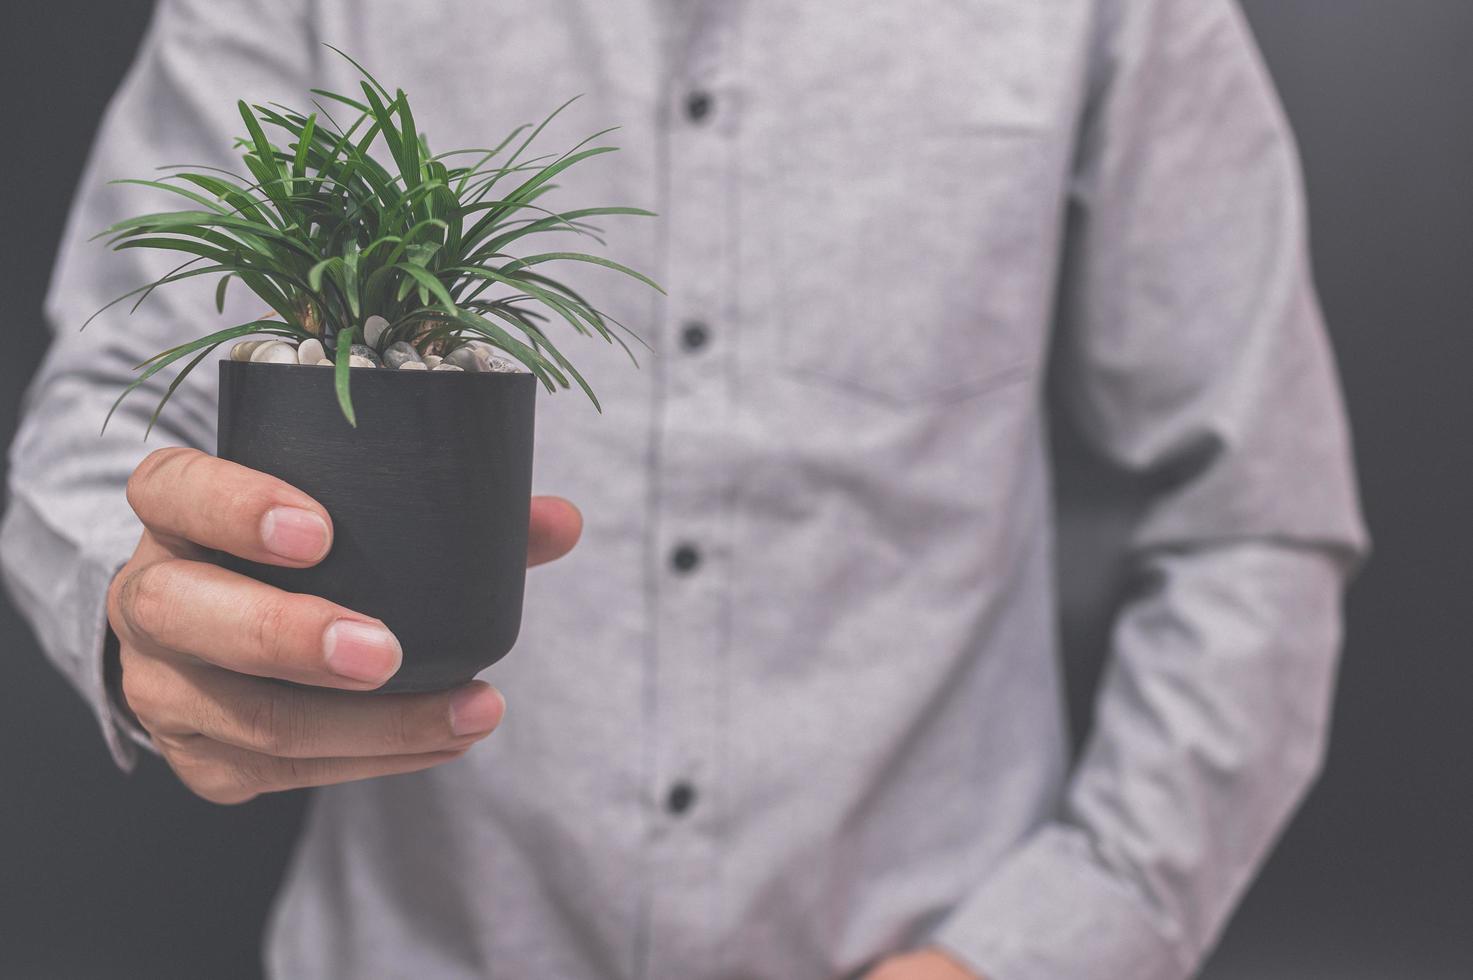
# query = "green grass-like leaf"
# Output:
<box><xmin>93</xmin><ymin>45</ymin><xmax>659</xmax><ymax>431</ymax></box>
<box><xmin>334</xmin><ymin>324</ymin><xmax>358</xmax><ymax>427</ymax></box>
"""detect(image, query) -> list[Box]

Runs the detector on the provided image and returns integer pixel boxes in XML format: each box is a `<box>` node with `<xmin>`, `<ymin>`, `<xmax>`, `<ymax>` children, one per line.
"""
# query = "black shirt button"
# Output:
<box><xmin>685</xmin><ymin>90</ymin><xmax>713</xmax><ymax>123</ymax></box>
<box><xmin>680</xmin><ymin>321</ymin><xmax>710</xmax><ymax>353</ymax></box>
<box><xmin>670</xmin><ymin>543</ymin><xmax>701</xmax><ymax>574</ymax></box>
<box><xmin>666</xmin><ymin>781</ymin><xmax>697</xmax><ymax>815</ymax></box>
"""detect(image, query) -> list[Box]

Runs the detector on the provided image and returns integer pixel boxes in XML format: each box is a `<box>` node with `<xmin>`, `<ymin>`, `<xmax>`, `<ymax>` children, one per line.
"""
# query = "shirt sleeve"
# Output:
<box><xmin>931</xmin><ymin>2</ymin><xmax>1369</xmax><ymax>978</ymax></box>
<box><xmin>0</xmin><ymin>0</ymin><xmax>313</xmax><ymax>770</ymax></box>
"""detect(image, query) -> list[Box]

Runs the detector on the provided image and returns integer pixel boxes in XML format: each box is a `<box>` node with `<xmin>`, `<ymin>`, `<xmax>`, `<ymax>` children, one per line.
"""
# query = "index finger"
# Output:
<box><xmin>117</xmin><ymin>557</ymin><xmax>399</xmax><ymax>689</ymax></box>
<box><xmin>127</xmin><ymin>447</ymin><xmax>332</xmax><ymax>567</ymax></box>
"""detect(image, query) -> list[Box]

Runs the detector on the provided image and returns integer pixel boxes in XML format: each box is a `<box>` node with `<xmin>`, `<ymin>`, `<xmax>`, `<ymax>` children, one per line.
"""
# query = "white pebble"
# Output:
<box><xmin>349</xmin><ymin>355</ymin><xmax>376</xmax><ymax>368</ymax></box>
<box><xmin>398</xmin><ymin>360</ymin><xmax>428</xmax><ymax>370</ymax></box>
<box><xmin>423</xmin><ymin>354</ymin><xmax>443</xmax><ymax>369</ymax></box>
<box><xmin>230</xmin><ymin>340</ymin><xmax>264</xmax><ymax>361</ymax></box>
<box><xmin>432</xmin><ymin>363</ymin><xmax>464</xmax><ymax>372</ymax></box>
<box><xmin>363</xmin><ymin>315</ymin><xmax>390</xmax><ymax>348</ymax></box>
<box><xmin>470</xmin><ymin>342</ymin><xmax>521</xmax><ymax>372</ymax></box>
<box><xmin>251</xmin><ymin>341</ymin><xmax>298</xmax><ymax>364</ymax></box>
<box><xmin>298</xmin><ymin>338</ymin><xmax>326</xmax><ymax>364</ymax></box>
<box><xmin>314</xmin><ymin>358</ymin><xmax>334</xmax><ymax>367</ymax></box>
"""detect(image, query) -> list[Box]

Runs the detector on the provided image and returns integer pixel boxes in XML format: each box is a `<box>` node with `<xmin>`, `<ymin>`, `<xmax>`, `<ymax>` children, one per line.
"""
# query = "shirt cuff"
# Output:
<box><xmin>930</xmin><ymin>824</ymin><xmax>1193</xmax><ymax>980</ymax></box>
<box><xmin>80</xmin><ymin>549</ymin><xmax>156</xmax><ymax>771</ymax></box>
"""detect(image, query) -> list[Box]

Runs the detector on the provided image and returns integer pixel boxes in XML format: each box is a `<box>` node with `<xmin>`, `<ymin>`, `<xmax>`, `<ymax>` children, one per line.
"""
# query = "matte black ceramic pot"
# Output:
<box><xmin>217</xmin><ymin>361</ymin><xmax>536</xmax><ymax>693</ymax></box>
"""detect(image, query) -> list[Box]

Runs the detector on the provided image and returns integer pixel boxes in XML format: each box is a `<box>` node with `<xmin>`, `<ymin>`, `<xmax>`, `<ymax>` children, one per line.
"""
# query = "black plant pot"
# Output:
<box><xmin>217</xmin><ymin>361</ymin><xmax>536</xmax><ymax>693</ymax></box>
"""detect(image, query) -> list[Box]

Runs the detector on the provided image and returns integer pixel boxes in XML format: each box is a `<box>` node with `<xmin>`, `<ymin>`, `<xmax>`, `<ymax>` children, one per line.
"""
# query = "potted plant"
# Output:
<box><xmin>91</xmin><ymin>47</ymin><xmax>660</xmax><ymax>692</ymax></box>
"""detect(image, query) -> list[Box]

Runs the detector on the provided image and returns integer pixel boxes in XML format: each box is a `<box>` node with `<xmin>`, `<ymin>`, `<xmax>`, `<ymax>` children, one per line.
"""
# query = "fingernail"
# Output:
<box><xmin>261</xmin><ymin>507</ymin><xmax>330</xmax><ymax>562</ymax></box>
<box><xmin>323</xmin><ymin>620</ymin><xmax>402</xmax><ymax>684</ymax></box>
<box><xmin>449</xmin><ymin>684</ymin><xmax>505</xmax><ymax>736</ymax></box>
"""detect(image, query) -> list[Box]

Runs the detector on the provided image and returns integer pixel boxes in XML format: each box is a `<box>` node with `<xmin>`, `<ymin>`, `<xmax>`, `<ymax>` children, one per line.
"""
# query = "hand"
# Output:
<box><xmin>864</xmin><ymin>948</ymin><xmax>982</xmax><ymax>980</ymax></box>
<box><xmin>107</xmin><ymin>447</ymin><xmax>581</xmax><ymax>804</ymax></box>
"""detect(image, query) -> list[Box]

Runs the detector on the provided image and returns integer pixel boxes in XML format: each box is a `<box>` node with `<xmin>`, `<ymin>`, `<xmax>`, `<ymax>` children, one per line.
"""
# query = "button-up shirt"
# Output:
<box><xmin>0</xmin><ymin>1</ymin><xmax>1368</xmax><ymax>978</ymax></box>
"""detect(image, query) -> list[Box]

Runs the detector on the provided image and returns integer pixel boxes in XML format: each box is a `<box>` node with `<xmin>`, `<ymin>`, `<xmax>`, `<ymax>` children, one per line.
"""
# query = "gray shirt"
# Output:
<box><xmin>1</xmin><ymin>1</ymin><xmax>1368</xmax><ymax>978</ymax></box>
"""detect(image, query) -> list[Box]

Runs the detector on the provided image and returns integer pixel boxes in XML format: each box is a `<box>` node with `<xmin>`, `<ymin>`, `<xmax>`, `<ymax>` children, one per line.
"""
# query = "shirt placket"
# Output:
<box><xmin>640</xmin><ymin>9</ymin><xmax>738</xmax><ymax>979</ymax></box>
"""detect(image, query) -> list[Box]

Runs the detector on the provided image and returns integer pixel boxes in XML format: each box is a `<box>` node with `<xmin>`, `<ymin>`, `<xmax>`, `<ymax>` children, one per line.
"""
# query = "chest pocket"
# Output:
<box><xmin>774</xmin><ymin>129</ymin><xmax>1054</xmax><ymax>404</ymax></box>
<box><xmin>757</xmin><ymin>2</ymin><xmax>1071</xmax><ymax>405</ymax></box>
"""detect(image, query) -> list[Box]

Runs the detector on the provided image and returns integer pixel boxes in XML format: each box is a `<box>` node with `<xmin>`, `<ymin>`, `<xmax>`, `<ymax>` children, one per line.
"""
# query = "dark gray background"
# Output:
<box><xmin>2</xmin><ymin>2</ymin><xmax>1469</xmax><ymax>978</ymax></box>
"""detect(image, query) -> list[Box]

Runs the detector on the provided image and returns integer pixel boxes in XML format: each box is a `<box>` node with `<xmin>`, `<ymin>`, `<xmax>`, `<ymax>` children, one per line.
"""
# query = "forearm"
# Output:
<box><xmin>1</xmin><ymin>478</ymin><xmax>142</xmax><ymax>768</ymax></box>
<box><xmin>1</xmin><ymin>0</ymin><xmax>315</xmax><ymax>766</ymax></box>
<box><xmin>933</xmin><ymin>541</ymin><xmax>1349</xmax><ymax>980</ymax></box>
<box><xmin>2</xmin><ymin>344</ymin><xmax>209</xmax><ymax>768</ymax></box>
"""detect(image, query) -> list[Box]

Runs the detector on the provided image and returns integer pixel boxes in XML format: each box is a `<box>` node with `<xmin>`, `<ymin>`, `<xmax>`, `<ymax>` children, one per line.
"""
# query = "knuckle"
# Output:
<box><xmin>246</xmin><ymin>594</ymin><xmax>298</xmax><ymax>667</ymax></box>
<box><xmin>188</xmin><ymin>455</ymin><xmax>284</xmax><ymax>537</ymax></box>
<box><xmin>244</xmin><ymin>688</ymin><xmax>311</xmax><ymax>756</ymax></box>
<box><xmin>124</xmin><ymin>453</ymin><xmax>160</xmax><ymax>513</ymax></box>
<box><xmin>119</xmin><ymin>561</ymin><xmax>178</xmax><ymax>640</ymax></box>
<box><xmin>110</xmin><ymin>567</ymin><xmax>143</xmax><ymax>637</ymax></box>
<box><xmin>382</xmin><ymin>703</ymin><xmax>418</xmax><ymax>753</ymax></box>
<box><xmin>222</xmin><ymin>483</ymin><xmax>275</xmax><ymax>536</ymax></box>
<box><xmin>126</xmin><ymin>447</ymin><xmax>193</xmax><ymax>514</ymax></box>
<box><xmin>116</xmin><ymin>647</ymin><xmax>156</xmax><ymax>721</ymax></box>
<box><xmin>106</xmin><ymin>564</ymin><xmax>133</xmax><ymax>632</ymax></box>
<box><xmin>226</xmin><ymin>753</ymin><xmax>276</xmax><ymax>795</ymax></box>
<box><xmin>279</xmin><ymin>756</ymin><xmax>312</xmax><ymax>788</ymax></box>
<box><xmin>243</xmin><ymin>697</ymin><xmax>284</xmax><ymax>754</ymax></box>
<box><xmin>166</xmin><ymin>747</ymin><xmax>254</xmax><ymax>806</ymax></box>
